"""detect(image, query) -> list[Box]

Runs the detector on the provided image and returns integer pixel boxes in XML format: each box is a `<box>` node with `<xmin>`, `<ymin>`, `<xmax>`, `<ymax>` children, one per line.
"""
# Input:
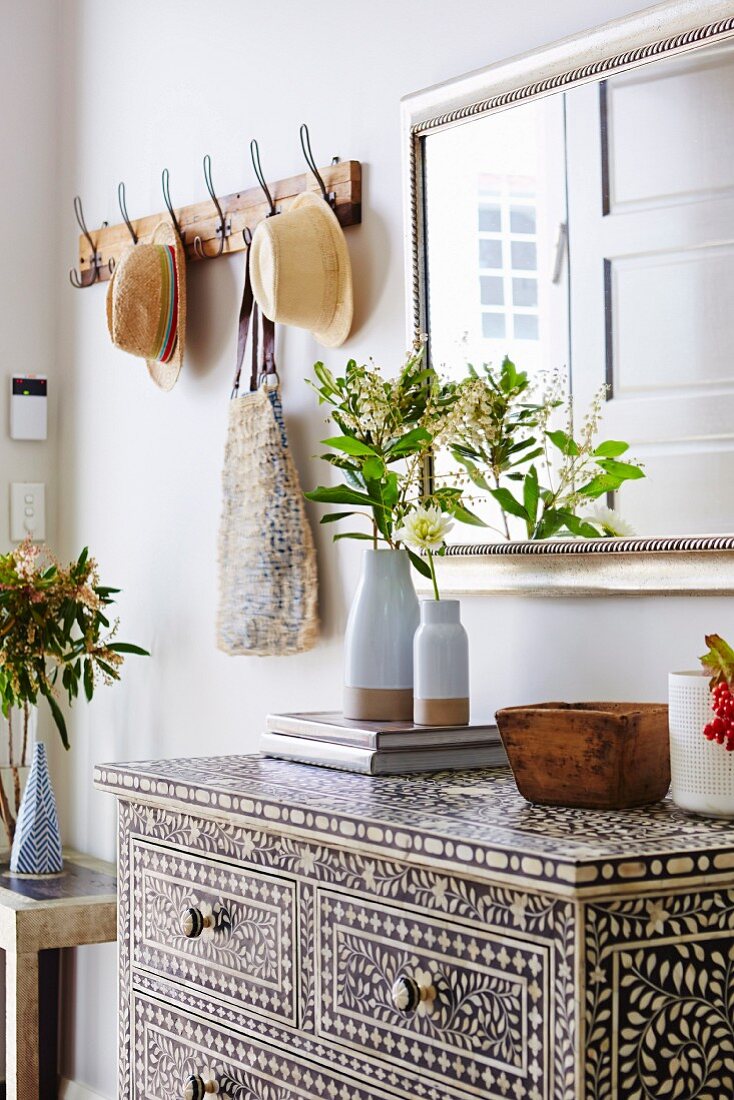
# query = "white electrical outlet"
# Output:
<box><xmin>10</xmin><ymin>483</ymin><xmax>45</xmax><ymax>542</ymax></box>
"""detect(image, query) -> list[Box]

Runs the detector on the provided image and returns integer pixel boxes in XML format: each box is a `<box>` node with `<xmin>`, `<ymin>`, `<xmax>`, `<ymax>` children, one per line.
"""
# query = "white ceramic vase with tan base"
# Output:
<box><xmin>343</xmin><ymin>549</ymin><xmax>419</xmax><ymax>721</ymax></box>
<box><xmin>413</xmin><ymin>599</ymin><xmax>469</xmax><ymax>726</ymax></box>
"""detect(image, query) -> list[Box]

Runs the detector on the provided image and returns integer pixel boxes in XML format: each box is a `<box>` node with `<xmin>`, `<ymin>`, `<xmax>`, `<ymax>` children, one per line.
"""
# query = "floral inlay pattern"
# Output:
<box><xmin>317</xmin><ymin>888</ymin><xmax>539</xmax><ymax>1092</ymax></box>
<box><xmin>109</xmin><ymin>761</ymin><xmax>734</xmax><ymax>1100</ymax></box>
<box><xmin>585</xmin><ymin>891</ymin><xmax>734</xmax><ymax>1099</ymax></box>
<box><xmin>133</xmin><ymin>840</ymin><xmax>296</xmax><ymax>1024</ymax></box>
<box><xmin>96</xmin><ymin>753</ymin><xmax>734</xmax><ymax>891</ymax></box>
<box><xmin>135</xmin><ymin>992</ymin><xmax>387</xmax><ymax>1100</ymax></box>
<box><xmin>118</xmin><ymin>800</ymin><xmax>576</xmax><ymax>1100</ymax></box>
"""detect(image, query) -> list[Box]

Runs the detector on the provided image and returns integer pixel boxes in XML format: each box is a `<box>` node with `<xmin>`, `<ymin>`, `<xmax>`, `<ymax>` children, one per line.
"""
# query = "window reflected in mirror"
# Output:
<box><xmin>423</xmin><ymin>41</ymin><xmax>734</xmax><ymax>541</ymax></box>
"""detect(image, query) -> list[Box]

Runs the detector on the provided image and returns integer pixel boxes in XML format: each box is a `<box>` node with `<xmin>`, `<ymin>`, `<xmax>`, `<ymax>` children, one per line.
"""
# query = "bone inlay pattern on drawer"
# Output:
<box><xmin>132</xmin><ymin>840</ymin><xmax>297</xmax><ymax>1024</ymax></box>
<box><xmin>134</xmin><ymin>992</ymin><xmax>391</xmax><ymax>1100</ymax></box>
<box><xmin>316</xmin><ymin>889</ymin><xmax>549</xmax><ymax>1097</ymax></box>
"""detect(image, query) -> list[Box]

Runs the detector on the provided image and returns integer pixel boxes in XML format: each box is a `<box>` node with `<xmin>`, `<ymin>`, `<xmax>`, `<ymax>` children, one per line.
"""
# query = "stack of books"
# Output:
<box><xmin>260</xmin><ymin>711</ymin><xmax>508</xmax><ymax>775</ymax></box>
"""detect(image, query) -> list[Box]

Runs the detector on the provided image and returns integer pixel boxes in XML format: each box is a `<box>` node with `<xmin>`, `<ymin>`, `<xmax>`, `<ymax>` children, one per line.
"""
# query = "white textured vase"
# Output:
<box><xmin>343</xmin><ymin>549</ymin><xmax>419</xmax><ymax>721</ymax></box>
<box><xmin>669</xmin><ymin>670</ymin><xmax>734</xmax><ymax>817</ymax></box>
<box><xmin>414</xmin><ymin>599</ymin><xmax>469</xmax><ymax>726</ymax></box>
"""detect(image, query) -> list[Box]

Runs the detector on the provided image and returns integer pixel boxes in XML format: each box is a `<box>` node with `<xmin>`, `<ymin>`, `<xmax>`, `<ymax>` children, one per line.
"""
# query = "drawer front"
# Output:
<box><xmin>134</xmin><ymin>991</ymin><xmax>392</xmax><ymax>1100</ymax></box>
<box><xmin>132</xmin><ymin>840</ymin><xmax>297</xmax><ymax>1025</ymax></box>
<box><xmin>316</xmin><ymin>888</ymin><xmax>550</xmax><ymax>1096</ymax></box>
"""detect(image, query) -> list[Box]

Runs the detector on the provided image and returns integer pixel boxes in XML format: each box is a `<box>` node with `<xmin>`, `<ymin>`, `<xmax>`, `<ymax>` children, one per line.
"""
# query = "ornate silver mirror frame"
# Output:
<box><xmin>402</xmin><ymin>0</ymin><xmax>734</xmax><ymax>596</ymax></box>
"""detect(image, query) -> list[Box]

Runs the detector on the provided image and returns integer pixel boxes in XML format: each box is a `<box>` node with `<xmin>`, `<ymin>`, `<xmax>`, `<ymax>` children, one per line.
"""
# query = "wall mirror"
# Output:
<box><xmin>402</xmin><ymin>0</ymin><xmax>734</xmax><ymax>594</ymax></box>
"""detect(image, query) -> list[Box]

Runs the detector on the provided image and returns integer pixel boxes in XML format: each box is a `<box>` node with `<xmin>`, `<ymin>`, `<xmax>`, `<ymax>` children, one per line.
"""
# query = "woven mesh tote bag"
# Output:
<box><xmin>217</xmin><ymin>246</ymin><xmax>319</xmax><ymax>655</ymax></box>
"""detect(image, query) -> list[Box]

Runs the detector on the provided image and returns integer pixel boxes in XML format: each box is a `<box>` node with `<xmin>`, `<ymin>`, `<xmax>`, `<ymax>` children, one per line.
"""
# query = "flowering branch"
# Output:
<box><xmin>0</xmin><ymin>542</ymin><xmax>148</xmax><ymax>749</ymax></box>
<box><xmin>304</xmin><ymin>346</ymin><xmax>485</xmax><ymax>569</ymax></box>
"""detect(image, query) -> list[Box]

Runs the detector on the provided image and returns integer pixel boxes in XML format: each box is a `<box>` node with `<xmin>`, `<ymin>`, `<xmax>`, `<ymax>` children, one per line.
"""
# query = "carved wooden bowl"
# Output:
<box><xmin>495</xmin><ymin>701</ymin><xmax>670</xmax><ymax>810</ymax></box>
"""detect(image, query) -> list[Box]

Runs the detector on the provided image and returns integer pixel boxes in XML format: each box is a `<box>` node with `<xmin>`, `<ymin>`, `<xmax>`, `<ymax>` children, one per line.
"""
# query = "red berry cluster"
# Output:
<box><xmin>704</xmin><ymin>681</ymin><xmax>734</xmax><ymax>750</ymax></box>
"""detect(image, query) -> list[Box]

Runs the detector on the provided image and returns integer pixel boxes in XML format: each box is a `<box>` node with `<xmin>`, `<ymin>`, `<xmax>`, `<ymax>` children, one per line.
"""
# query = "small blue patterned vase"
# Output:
<box><xmin>10</xmin><ymin>743</ymin><xmax>63</xmax><ymax>874</ymax></box>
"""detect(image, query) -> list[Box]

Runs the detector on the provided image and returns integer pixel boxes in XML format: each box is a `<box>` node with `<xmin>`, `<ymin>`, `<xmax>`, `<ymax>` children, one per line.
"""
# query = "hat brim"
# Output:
<box><xmin>145</xmin><ymin>221</ymin><xmax>187</xmax><ymax>391</ymax></box>
<box><xmin>289</xmin><ymin>192</ymin><xmax>354</xmax><ymax>348</ymax></box>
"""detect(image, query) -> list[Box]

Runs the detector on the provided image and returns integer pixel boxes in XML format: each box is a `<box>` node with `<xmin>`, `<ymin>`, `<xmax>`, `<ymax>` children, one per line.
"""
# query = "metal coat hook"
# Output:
<box><xmin>69</xmin><ymin>196</ymin><xmax>111</xmax><ymax>288</ymax></box>
<box><xmin>242</xmin><ymin>226</ymin><xmax>252</xmax><ymax>247</ymax></box>
<box><xmin>299</xmin><ymin>123</ymin><xmax>335</xmax><ymax>206</ymax></box>
<box><xmin>117</xmin><ymin>182</ymin><xmax>138</xmax><ymax>244</ymax></box>
<box><xmin>250</xmin><ymin>139</ymin><xmax>277</xmax><ymax>217</ymax></box>
<box><xmin>161</xmin><ymin>168</ymin><xmax>186</xmax><ymax>246</ymax></box>
<box><xmin>194</xmin><ymin>154</ymin><xmax>231</xmax><ymax>259</ymax></box>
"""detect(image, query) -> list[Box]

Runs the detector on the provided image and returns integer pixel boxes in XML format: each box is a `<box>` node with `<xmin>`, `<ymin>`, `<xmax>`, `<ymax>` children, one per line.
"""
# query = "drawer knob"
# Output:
<box><xmin>184</xmin><ymin>1073</ymin><xmax>219</xmax><ymax>1098</ymax></box>
<box><xmin>182</xmin><ymin>906</ymin><xmax>214</xmax><ymax>939</ymax></box>
<box><xmin>391</xmin><ymin>971</ymin><xmax>436</xmax><ymax>1015</ymax></box>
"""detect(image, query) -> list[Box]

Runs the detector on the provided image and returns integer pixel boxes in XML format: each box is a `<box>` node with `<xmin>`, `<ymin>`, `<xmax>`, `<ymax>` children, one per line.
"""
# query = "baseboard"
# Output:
<box><xmin>0</xmin><ymin>1076</ymin><xmax>107</xmax><ymax>1099</ymax></box>
<box><xmin>59</xmin><ymin>1078</ymin><xmax>110</xmax><ymax>1100</ymax></box>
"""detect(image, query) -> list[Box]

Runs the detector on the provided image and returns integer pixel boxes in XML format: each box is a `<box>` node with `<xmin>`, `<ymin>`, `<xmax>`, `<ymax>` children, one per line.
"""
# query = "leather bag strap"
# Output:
<box><xmin>232</xmin><ymin>242</ymin><xmax>279</xmax><ymax>397</ymax></box>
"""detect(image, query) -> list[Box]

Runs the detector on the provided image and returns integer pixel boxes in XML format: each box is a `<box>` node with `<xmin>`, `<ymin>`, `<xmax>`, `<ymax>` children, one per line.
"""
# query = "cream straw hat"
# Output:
<box><xmin>106</xmin><ymin>221</ymin><xmax>186</xmax><ymax>391</ymax></box>
<box><xmin>250</xmin><ymin>191</ymin><xmax>353</xmax><ymax>348</ymax></box>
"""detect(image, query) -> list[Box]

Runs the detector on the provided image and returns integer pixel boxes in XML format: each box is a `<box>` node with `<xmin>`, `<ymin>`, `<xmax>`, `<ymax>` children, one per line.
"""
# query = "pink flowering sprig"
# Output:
<box><xmin>701</xmin><ymin>634</ymin><xmax>734</xmax><ymax>750</ymax></box>
<box><xmin>0</xmin><ymin>541</ymin><xmax>148</xmax><ymax>749</ymax></box>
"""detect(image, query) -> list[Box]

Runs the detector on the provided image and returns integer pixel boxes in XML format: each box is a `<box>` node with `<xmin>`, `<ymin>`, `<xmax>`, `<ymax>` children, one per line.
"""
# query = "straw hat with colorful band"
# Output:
<box><xmin>250</xmin><ymin>191</ymin><xmax>353</xmax><ymax>348</ymax></box>
<box><xmin>106</xmin><ymin>220</ymin><xmax>186</xmax><ymax>391</ymax></box>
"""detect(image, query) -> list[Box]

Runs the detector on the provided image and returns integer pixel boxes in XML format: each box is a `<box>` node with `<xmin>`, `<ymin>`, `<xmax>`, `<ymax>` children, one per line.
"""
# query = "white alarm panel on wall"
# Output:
<box><xmin>10</xmin><ymin>375</ymin><xmax>47</xmax><ymax>440</ymax></box>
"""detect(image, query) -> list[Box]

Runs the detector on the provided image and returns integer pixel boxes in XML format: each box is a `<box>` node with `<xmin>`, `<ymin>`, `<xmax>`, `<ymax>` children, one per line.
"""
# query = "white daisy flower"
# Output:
<box><xmin>394</xmin><ymin>505</ymin><xmax>454</xmax><ymax>551</ymax></box>
<box><xmin>583</xmin><ymin>504</ymin><xmax>635</xmax><ymax>538</ymax></box>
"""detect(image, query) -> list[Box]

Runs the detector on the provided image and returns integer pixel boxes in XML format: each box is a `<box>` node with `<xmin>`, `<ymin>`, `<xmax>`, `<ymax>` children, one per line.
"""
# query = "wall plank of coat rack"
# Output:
<box><xmin>77</xmin><ymin>161</ymin><xmax>361</xmax><ymax>283</ymax></box>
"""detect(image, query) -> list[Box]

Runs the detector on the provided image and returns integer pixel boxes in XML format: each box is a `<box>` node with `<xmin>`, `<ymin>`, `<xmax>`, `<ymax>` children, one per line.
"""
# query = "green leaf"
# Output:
<box><xmin>556</xmin><ymin>511</ymin><xmax>602</xmax><ymax>539</ymax></box>
<box><xmin>107</xmin><ymin>643</ymin><xmax>150</xmax><ymax>656</ymax></box>
<box><xmin>313</xmin><ymin>360</ymin><xmax>339</xmax><ymax>395</ymax></box>
<box><xmin>320</xmin><ymin>436</ymin><xmax>379</xmax><ymax>457</ymax></box>
<box><xmin>83</xmin><ymin>658</ymin><xmax>94</xmax><ymax>702</ymax></box>
<box><xmin>386</xmin><ymin>427</ymin><xmax>432</xmax><ymax>458</ymax></box>
<box><xmin>320</xmin><ymin>511</ymin><xmax>357</xmax><ymax>524</ymax></box>
<box><xmin>532</xmin><ymin>510</ymin><xmax>566</xmax><ymax>540</ymax></box>
<box><xmin>593</xmin><ymin>440</ymin><xmax>630</xmax><ymax>458</ymax></box>
<box><xmin>507</xmin><ymin>437</ymin><xmax>539</xmax><ymax>455</ymax></box>
<box><xmin>332</xmin><ymin>532</ymin><xmax>376</xmax><ymax>541</ymax></box>
<box><xmin>546</xmin><ymin>430</ymin><xmax>580</xmax><ymax>456</ymax></box>
<box><xmin>406</xmin><ymin>549</ymin><xmax>432</xmax><ymax>579</ymax></box>
<box><xmin>77</xmin><ymin>547</ymin><xmax>89</xmax><ymax>568</ymax></box>
<box><xmin>523</xmin><ymin>466</ymin><xmax>539</xmax><ymax>530</ymax></box>
<box><xmin>42</xmin><ymin>689</ymin><xmax>70</xmax><ymax>751</ymax></box>
<box><xmin>488</xmin><ymin>487</ymin><xmax>529</xmax><ymax>521</ymax></box>
<box><xmin>382</xmin><ymin>471</ymin><xmax>399</xmax><ymax>510</ymax></box>
<box><xmin>449</xmin><ymin>502</ymin><xmax>487</xmax><ymax>527</ymax></box>
<box><xmin>701</xmin><ymin>634</ymin><xmax>734</xmax><ymax>688</ymax></box>
<box><xmin>452</xmin><ymin>453</ymin><xmax>490</xmax><ymax>492</ymax></box>
<box><xmin>362</xmin><ymin>455</ymin><xmax>385</xmax><ymax>481</ymax></box>
<box><xmin>509</xmin><ymin>447</ymin><xmax>544</xmax><ymax>468</ymax></box>
<box><xmin>97</xmin><ymin>660</ymin><xmax>120</xmax><ymax>681</ymax></box>
<box><xmin>304</xmin><ymin>486</ymin><xmax>385</xmax><ymax>509</ymax></box>
<box><xmin>577</xmin><ymin>473</ymin><xmax>622</xmax><ymax>499</ymax></box>
<box><xmin>596</xmin><ymin>458</ymin><xmax>645</xmax><ymax>481</ymax></box>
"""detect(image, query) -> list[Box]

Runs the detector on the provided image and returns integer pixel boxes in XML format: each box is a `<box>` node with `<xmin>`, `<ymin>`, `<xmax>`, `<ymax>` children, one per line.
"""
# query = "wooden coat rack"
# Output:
<box><xmin>73</xmin><ymin>159</ymin><xmax>361</xmax><ymax>286</ymax></box>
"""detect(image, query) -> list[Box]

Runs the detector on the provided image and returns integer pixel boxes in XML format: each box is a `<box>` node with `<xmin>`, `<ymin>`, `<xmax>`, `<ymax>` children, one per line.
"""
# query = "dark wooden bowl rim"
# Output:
<box><xmin>496</xmin><ymin>701</ymin><xmax>667</xmax><ymax>719</ymax></box>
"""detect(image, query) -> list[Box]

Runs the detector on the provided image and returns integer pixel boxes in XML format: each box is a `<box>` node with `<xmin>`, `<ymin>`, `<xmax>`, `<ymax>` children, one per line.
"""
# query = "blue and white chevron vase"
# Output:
<box><xmin>10</xmin><ymin>742</ymin><xmax>63</xmax><ymax>875</ymax></box>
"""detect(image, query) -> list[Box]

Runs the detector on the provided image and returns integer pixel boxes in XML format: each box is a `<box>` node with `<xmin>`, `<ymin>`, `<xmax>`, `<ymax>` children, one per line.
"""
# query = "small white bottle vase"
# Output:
<box><xmin>343</xmin><ymin>549</ymin><xmax>420</xmax><ymax>721</ymax></box>
<box><xmin>413</xmin><ymin>599</ymin><xmax>469</xmax><ymax>726</ymax></box>
<box><xmin>669</xmin><ymin>670</ymin><xmax>734</xmax><ymax>817</ymax></box>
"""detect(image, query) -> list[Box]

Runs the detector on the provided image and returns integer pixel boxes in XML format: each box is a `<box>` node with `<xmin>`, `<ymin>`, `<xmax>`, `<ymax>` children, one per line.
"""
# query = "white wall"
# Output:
<box><xmin>0</xmin><ymin>0</ymin><xmax>58</xmax><ymax>547</ymax></box>
<box><xmin>0</xmin><ymin>0</ymin><xmax>59</xmax><ymax>1082</ymax></box>
<box><xmin>37</xmin><ymin>0</ymin><xmax>734</xmax><ymax>1096</ymax></box>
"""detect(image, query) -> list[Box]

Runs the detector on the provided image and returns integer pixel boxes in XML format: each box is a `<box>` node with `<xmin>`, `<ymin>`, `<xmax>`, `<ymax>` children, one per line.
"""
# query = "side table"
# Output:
<box><xmin>0</xmin><ymin>849</ymin><xmax>116</xmax><ymax>1100</ymax></box>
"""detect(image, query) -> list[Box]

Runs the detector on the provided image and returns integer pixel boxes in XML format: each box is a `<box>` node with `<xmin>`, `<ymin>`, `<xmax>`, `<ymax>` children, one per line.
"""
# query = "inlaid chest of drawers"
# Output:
<box><xmin>95</xmin><ymin>754</ymin><xmax>734</xmax><ymax>1100</ymax></box>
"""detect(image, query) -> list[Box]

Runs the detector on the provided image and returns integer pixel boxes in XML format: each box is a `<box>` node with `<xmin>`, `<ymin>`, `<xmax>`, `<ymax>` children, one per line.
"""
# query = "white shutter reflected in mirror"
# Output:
<box><xmin>566</xmin><ymin>42</ymin><xmax>734</xmax><ymax>537</ymax></box>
